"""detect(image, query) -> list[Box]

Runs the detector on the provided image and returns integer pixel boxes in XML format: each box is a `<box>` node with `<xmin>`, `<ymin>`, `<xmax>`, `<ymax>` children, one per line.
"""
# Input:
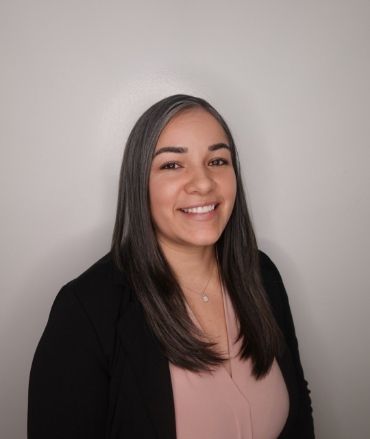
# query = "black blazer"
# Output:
<box><xmin>28</xmin><ymin>250</ymin><xmax>315</xmax><ymax>438</ymax></box>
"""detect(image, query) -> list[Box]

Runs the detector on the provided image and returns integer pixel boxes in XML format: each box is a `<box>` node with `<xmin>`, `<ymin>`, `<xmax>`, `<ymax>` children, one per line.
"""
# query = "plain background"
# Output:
<box><xmin>1</xmin><ymin>1</ymin><xmax>369</xmax><ymax>437</ymax></box>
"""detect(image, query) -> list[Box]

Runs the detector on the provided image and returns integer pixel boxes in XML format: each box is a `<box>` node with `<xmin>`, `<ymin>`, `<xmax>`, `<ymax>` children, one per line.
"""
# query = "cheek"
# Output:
<box><xmin>221</xmin><ymin>171</ymin><xmax>237</xmax><ymax>203</ymax></box>
<box><xmin>231</xmin><ymin>177</ymin><xmax>237</xmax><ymax>200</ymax></box>
<box><xmin>149</xmin><ymin>178</ymin><xmax>177</xmax><ymax>222</ymax></box>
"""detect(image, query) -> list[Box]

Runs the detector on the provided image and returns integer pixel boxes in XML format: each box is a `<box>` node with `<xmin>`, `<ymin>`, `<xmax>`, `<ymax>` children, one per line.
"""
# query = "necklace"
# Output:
<box><xmin>181</xmin><ymin>252</ymin><xmax>219</xmax><ymax>303</ymax></box>
<box><xmin>184</xmin><ymin>273</ymin><xmax>232</xmax><ymax>375</ymax></box>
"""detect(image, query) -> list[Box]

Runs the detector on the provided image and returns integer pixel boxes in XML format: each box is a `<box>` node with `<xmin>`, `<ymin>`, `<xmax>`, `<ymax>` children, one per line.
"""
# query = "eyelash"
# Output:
<box><xmin>160</xmin><ymin>158</ymin><xmax>229</xmax><ymax>170</ymax></box>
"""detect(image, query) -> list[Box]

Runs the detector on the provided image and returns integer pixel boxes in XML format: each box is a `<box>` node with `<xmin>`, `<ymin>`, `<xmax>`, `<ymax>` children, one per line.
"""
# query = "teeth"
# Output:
<box><xmin>181</xmin><ymin>204</ymin><xmax>216</xmax><ymax>214</ymax></box>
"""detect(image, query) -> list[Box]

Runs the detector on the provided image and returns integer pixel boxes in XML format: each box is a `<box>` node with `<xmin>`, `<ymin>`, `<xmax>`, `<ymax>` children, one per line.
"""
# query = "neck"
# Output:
<box><xmin>157</xmin><ymin>240</ymin><xmax>219</xmax><ymax>291</ymax></box>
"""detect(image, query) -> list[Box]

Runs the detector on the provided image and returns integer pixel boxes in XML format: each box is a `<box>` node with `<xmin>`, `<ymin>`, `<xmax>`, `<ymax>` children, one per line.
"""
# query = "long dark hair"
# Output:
<box><xmin>111</xmin><ymin>94</ymin><xmax>284</xmax><ymax>379</ymax></box>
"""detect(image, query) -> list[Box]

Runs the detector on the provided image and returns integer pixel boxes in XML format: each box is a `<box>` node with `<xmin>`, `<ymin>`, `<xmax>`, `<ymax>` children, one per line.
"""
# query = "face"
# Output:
<box><xmin>148</xmin><ymin>107</ymin><xmax>237</xmax><ymax>252</ymax></box>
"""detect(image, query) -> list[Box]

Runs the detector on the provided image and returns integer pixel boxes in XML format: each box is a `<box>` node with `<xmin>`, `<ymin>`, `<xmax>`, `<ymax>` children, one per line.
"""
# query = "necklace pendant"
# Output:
<box><xmin>202</xmin><ymin>294</ymin><xmax>209</xmax><ymax>303</ymax></box>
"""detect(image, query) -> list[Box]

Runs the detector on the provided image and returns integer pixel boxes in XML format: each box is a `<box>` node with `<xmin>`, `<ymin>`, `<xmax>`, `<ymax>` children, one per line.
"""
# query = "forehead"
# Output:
<box><xmin>155</xmin><ymin>107</ymin><xmax>228</xmax><ymax>148</ymax></box>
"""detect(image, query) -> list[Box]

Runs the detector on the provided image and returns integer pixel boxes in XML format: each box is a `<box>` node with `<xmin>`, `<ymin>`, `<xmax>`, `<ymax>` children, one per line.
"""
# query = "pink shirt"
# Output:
<box><xmin>169</xmin><ymin>285</ymin><xmax>290</xmax><ymax>439</ymax></box>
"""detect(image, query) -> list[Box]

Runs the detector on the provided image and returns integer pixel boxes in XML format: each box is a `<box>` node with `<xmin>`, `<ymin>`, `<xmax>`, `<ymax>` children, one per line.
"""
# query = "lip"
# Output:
<box><xmin>178</xmin><ymin>203</ymin><xmax>220</xmax><ymax>221</ymax></box>
<box><xmin>178</xmin><ymin>201</ymin><xmax>220</xmax><ymax>210</ymax></box>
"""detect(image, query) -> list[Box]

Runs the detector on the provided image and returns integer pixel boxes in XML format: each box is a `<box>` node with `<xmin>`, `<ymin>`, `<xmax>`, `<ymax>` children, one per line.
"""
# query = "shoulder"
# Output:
<box><xmin>257</xmin><ymin>249</ymin><xmax>289</xmax><ymax>326</ymax></box>
<box><xmin>258</xmin><ymin>249</ymin><xmax>284</xmax><ymax>284</ymax></box>
<box><xmin>59</xmin><ymin>252</ymin><xmax>132</xmax><ymax>314</ymax></box>
<box><xmin>49</xmin><ymin>252</ymin><xmax>133</xmax><ymax>357</ymax></box>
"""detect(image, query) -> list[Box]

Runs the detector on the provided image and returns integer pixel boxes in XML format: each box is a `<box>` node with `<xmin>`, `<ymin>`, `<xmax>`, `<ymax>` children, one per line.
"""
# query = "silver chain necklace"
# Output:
<box><xmin>181</xmin><ymin>252</ymin><xmax>219</xmax><ymax>303</ymax></box>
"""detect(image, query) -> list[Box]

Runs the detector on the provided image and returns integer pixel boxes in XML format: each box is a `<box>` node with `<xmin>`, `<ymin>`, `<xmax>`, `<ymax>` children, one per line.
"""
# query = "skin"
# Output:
<box><xmin>149</xmin><ymin>107</ymin><xmax>237</xmax><ymax>280</ymax></box>
<box><xmin>149</xmin><ymin>107</ymin><xmax>237</xmax><ymax>369</ymax></box>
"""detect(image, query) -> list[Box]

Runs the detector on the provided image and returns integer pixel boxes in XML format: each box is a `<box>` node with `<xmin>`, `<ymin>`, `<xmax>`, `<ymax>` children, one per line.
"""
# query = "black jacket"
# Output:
<box><xmin>28</xmin><ymin>250</ymin><xmax>315</xmax><ymax>438</ymax></box>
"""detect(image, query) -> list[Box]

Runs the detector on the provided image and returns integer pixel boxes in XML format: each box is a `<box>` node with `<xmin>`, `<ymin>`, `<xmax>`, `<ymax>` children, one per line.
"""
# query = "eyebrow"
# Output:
<box><xmin>153</xmin><ymin>142</ymin><xmax>231</xmax><ymax>158</ymax></box>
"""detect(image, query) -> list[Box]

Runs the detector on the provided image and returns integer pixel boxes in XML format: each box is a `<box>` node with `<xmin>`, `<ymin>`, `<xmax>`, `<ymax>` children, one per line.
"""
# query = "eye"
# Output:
<box><xmin>160</xmin><ymin>161</ymin><xmax>181</xmax><ymax>170</ymax></box>
<box><xmin>159</xmin><ymin>158</ymin><xmax>229</xmax><ymax>170</ymax></box>
<box><xmin>210</xmin><ymin>158</ymin><xmax>229</xmax><ymax>166</ymax></box>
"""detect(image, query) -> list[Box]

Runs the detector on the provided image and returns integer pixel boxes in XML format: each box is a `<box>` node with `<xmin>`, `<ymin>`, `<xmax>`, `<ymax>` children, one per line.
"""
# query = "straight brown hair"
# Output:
<box><xmin>111</xmin><ymin>94</ymin><xmax>284</xmax><ymax>379</ymax></box>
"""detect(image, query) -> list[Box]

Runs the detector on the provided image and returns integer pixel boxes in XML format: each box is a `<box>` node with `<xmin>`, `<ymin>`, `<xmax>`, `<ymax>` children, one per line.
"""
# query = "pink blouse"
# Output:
<box><xmin>169</xmin><ymin>284</ymin><xmax>290</xmax><ymax>439</ymax></box>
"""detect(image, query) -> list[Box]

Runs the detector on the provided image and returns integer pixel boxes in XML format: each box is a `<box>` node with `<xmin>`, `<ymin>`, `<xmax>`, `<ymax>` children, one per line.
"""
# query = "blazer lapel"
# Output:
<box><xmin>117</xmin><ymin>296</ymin><xmax>177</xmax><ymax>439</ymax></box>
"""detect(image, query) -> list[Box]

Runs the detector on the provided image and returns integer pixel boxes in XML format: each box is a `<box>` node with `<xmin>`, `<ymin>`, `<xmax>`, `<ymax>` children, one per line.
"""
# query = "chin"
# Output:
<box><xmin>181</xmin><ymin>233</ymin><xmax>221</xmax><ymax>248</ymax></box>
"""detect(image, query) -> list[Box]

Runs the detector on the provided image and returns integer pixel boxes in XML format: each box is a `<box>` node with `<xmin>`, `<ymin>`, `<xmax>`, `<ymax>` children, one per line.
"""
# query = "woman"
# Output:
<box><xmin>28</xmin><ymin>94</ymin><xmax>315</xmax><ymax>438</ymax></box>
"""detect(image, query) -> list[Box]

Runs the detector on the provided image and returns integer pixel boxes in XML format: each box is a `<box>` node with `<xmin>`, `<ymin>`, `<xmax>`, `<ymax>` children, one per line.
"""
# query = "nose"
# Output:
<box><xmin>184</xmin><ymin>165</ymin><xmax>216</xmax><ymax>194</ymax></box>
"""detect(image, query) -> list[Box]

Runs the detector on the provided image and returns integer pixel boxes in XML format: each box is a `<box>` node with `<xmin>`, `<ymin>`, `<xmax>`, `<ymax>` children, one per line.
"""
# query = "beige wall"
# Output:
<box><xmin>1</xmin><ymin>1</ymin><xmax>369</xmax><ymax>437</ymax></box>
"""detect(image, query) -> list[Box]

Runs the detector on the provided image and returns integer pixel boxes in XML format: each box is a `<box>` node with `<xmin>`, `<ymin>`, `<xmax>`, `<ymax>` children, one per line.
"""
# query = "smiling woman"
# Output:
<box><xmin>149</xmin><ymin>107</ymin><xmax>237</xmax><ymax>251</ymax></box>
<box><xmin>28</xmin><ymin>94</ymin><xmax>315</xmax><ymax>439</ymax></box>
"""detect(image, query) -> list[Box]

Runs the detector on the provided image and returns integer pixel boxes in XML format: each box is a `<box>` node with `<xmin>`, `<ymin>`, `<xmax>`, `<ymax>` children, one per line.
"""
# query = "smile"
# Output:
<box><xmin>180</xmin><ymin>204</ymin><xmax>217</xmax><ymax>214</ymax></box>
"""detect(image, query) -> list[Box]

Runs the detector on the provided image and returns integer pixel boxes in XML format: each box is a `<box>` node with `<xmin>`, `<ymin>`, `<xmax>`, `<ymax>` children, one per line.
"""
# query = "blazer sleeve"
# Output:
<box><xmin>261</xmin><ymin>252</ymin><xmax>315</xmax><ymax>438</ymax></box>
<box><xmin>27</xmin><ymin>282</ymin><xmax>109</xmax><ymax>439</ymax></box>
